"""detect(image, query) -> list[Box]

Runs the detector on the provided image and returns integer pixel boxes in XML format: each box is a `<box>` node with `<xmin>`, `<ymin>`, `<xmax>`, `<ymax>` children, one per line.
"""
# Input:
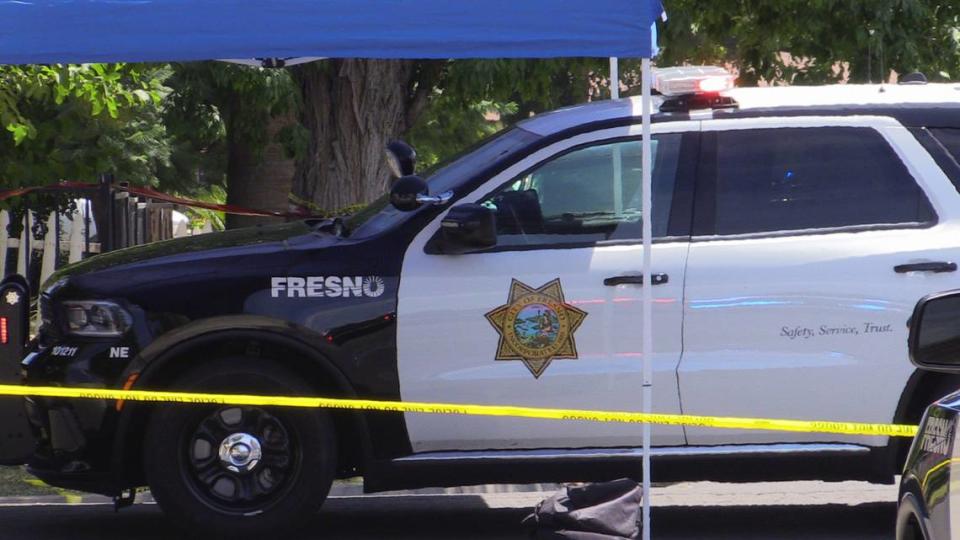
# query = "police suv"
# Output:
<box><xmin>5</xmin><ymin>68</ymin><xmax>960</xmax><ymax>535</ymax></box>
<box><xmin>897</xmin><ymin>290</ymin><xmax>960</xmax><ymax>540</ymax></box>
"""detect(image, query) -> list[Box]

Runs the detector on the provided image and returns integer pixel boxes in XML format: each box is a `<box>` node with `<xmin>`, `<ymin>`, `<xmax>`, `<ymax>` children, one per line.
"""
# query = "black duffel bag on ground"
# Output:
<box><xmin>522</xmin><ymin>478</ymin><xmax>642</xmax><ymax>539</ymax></box>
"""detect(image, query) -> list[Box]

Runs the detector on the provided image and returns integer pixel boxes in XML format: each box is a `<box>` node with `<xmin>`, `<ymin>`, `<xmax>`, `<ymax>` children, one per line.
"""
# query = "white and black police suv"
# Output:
<box><xmin>4</xmin><ymin>67</ymin><xmax>960</xmax><ymax>535</ymax></box>
<box><xmin>898</xmin><ymin>290</ymin><xmax>960</xmax><ymax>540</ymax></box>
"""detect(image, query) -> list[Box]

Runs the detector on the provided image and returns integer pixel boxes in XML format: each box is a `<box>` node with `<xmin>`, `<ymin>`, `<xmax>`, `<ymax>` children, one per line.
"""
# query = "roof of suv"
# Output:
<box><xmin>519</xmin><ymin>83</ymin><xmax>960</xmax><ymax>136</ymax></box>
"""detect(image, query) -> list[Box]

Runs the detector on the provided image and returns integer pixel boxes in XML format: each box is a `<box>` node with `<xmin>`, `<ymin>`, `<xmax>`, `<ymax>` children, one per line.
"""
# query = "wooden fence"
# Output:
<box><xmin>2</xmin><ymin>203</ymin><xmax>97</xmax><ymax>289</ymax></box>
<box><xmin>4</xmin><ymin>187</ymin><xmax>191</xmax><ymax>295</ymax></box>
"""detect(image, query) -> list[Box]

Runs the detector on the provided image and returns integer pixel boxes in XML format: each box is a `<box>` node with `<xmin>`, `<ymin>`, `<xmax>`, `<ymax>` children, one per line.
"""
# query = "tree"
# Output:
<box><xmin>660</xmin><ymin>0</ymin><xmax>960</xmax><ymax>85</ymax></box>
<box><xmin>287</xmin><ymin>60</ymin><xmax>442</xmax><ymax>214</ymax></box>
<box><xmin>0</xmin><ymin>63</ymin><xmax>170</xmax><ymax>232</ymax></box>
<box><xmin>0</xmin><ymin>64</ymin><xmax>168</xmax><ymax>188</ymax></box>
<box><xmin>165</xmin><ymin>63</ymin><xmax>301</xmax><ymax>229</ymax></box>
<box><xmin>288</xmin><ymin>58</ymin><xmax>615</xmax><ymax>214</ymax></box>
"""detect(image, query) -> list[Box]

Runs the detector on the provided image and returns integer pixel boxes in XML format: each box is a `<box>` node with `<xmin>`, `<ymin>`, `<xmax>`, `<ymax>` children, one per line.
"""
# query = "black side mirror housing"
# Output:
<box><xmin>433</xmin><ymin>204</ymin><xmax>497</xmax><ymax>254</ymax></box>
<box><xmin>386</xmin><ymin>140</ymin><xmax>417</xmax><ymax>178</ymax></box>
<box><xmin>910</xmin><ymin>289</ymin><xmax>960</xmax><ymax>372</ymax></box>
<box><xmin>390</xmin><ymin>175</ymin><xmax>428</xmax><ymax>212</ymax></box>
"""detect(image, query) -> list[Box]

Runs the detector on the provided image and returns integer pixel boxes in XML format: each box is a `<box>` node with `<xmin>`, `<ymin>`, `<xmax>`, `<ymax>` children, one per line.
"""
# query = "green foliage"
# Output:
<box><xmin>0</xmin><ymin>64</ymin><xmax>172</xmax><ymax>217</ymax></box>
<box><xmin>407</xmin><ymin>59</ymin><xmax>612</xmax><ymax>168</ymax></box>
<box><xmin>660</xmin><ymin>0</ymin><xmax>960</xmax><ymax>84</ymax></box>
<box><xmin>165</xmin><ymin>62</ymin><xmax>299</xmax><ymax>152</ymax></box>
<box><xmin>0</xmin><ymin>64</ymin><xmax>160</xmax><ymax>146</ymax></box>
<box><xmin>0</xmin><ymin>64</ymin><xmax>168</xmax><ymax>185</ymax></box>
<box><xmin>408</xmin><ymin>0</ymin><xmax>960</xmax><ymax>171</ymax></box>
<box><xmin>443</xmin><ymin>59</ymin><xmax>611</xmax><ymax>115</ymax></box>
<box><xmin>0</xmin><ymin>62</ymin><xmax>234</xmax><ymax>227</ymax></box>
<box><xmin>175</xmin><ymin>183</ymin><xmax>227</xmax><ymax>231</ymax></box>
<box><xmin>408</xmin><ymin>94</ymin><xmax>517</xmax><ymax>169</ymax></box>
<box><xmin>161</xmin><ymin>61</ymin><xmax>304</xmax><ymax>218</ymax></box>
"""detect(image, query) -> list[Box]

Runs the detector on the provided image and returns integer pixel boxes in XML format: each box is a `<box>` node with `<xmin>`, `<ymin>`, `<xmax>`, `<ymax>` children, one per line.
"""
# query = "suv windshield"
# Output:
<box><xmin>346</xmin><ymin>126</ymin><xmax>541</xmax><ymax>237</ymax></box>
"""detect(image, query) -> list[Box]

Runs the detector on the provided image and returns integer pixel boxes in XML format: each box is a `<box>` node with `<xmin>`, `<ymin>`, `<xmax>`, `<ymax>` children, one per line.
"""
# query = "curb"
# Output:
<box><xmin>0</xmin><ymin>483</ymin><xmax>560</xmax><ymax>506</ymax></box>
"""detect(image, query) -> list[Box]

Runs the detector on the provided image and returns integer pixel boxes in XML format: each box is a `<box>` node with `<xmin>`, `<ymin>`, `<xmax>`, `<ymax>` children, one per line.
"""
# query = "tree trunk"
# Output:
<box><xmin>290</xmin><ymin>59</ymin><xmax>441</xmax><ymax>214</ymax></box>
<box><xmin>225</xmin><ymin>112</ymin><xmax>296</xmax><ymax>229</ymax></box>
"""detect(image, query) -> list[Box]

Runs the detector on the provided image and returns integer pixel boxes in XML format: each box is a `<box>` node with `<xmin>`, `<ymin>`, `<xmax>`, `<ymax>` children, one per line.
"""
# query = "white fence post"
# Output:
<box><xmin>4</xmin><ymin>197</ymin><xmax>173</xmax><ymax>284</ymax></box>
<box><xmin>39</xmin><ymin>212</ymin><xmax>57</xmax><ymax>288</ymax></box>
<box><xmin>68</xmin><ymin>205</ymin><xmax>84</xmax><ymax>264</ymax></box>
<box><xmin>16</xmin><ymin>212</ymin><xmax>30</xmax><ymax>277</ymax></box>
<box><xmin>0</xmin><ymin>210</ymin><xmax>8</xmax><ymax>278</ymax></box>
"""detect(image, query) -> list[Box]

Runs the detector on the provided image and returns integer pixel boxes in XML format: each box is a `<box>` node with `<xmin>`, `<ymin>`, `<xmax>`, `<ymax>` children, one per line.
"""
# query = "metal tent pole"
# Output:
<box><xmin>610</xmin><ymin>57</ymin><xmax>623</xmax><ymax>216</ymax></box>
<box><xmin>640</xmin><ymin>56</ymin><xmax>653</xmax><ymax>540</ymax></box>
<box><xmin>610</xmin><ymin>57</ymin><xmax>620</xmax><ymax>99</ymax></box>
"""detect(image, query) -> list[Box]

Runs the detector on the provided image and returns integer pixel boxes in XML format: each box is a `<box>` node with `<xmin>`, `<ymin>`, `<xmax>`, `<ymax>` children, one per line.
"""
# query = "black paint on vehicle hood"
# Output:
<box><xmin>47</xmin><ymin>221</ymin><xmax>314</xmax><ymax>285</ymax></box>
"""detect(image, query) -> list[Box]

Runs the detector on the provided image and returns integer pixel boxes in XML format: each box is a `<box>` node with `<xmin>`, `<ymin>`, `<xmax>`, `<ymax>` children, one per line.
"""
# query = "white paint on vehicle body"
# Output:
<box><xmin>398</xmin><ymin>123</ymin><xmax>696</xmax><ymax>452</ymax></box>
<box><xmin>679</xmin><ymin>116</ymin><xmax>960</xmax><ymax>447</ymax></box>
<box><xmin>398</xmin><ymin>112</ymin><xmax>960</xmax><ymax>457</ymax></box>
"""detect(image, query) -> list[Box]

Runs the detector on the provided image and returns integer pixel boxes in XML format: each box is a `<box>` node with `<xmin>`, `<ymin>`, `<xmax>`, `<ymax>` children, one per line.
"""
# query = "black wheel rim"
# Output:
<box><xmin>181</xmin><ymin>406</ymin><xmax>300</xmax><ymax>514</ymax></box>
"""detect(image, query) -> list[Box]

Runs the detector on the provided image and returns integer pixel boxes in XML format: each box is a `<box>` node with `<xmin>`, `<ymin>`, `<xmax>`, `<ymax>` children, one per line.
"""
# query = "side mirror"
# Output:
<box><xmin>390</xmin><ymin>175</ymin><xmax>455</xmax><ymax>212</ymax></box>
<box><xmin>390</xmin><ymin>175</ymin><xmax>428</xmax><ymax>211</ymax></box>
<box><xmin>436</xmin><ymin>204</ymin><xmax>497</xmax><ymax>254</ymax></box>
<box><xmin>386</xmin><ymin>140</ymin><xmax>417</xmax><ymax>178</ymax></box>
<box><xmin>910</xmin><ymin>290</ymin><xmax>960</xmax><ymax>372</ymax></box>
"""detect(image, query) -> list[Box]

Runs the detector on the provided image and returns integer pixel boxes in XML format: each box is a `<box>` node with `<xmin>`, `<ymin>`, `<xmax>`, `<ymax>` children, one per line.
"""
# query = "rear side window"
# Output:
<box><xmin>710</xmin><ymin>127</ymin><xmax>935</xmax><ymax>235</ymax></box>
<box><xmin>929</xmin><ymin>128</ymin><xmax>960</xmax><ymax>160</ymax></box>
<box><xmin>925</xmin><ymin>128</ymin><xmax>960</xmax><ymax>193</ymax></box>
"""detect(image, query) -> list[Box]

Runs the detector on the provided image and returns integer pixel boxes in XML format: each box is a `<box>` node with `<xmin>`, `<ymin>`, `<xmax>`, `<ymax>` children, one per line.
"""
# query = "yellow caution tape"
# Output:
<box><xmin>0</xmin><ymin>384</ymin><xmax>918</xmax><ymax>438</ymax></box>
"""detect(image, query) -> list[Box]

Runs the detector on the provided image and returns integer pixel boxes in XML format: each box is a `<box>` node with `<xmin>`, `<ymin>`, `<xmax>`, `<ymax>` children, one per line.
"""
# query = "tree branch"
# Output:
<box><xmin>404</xmin><ymin>60</ymin><xmax>446</xmax><ymax>132</ymax></box>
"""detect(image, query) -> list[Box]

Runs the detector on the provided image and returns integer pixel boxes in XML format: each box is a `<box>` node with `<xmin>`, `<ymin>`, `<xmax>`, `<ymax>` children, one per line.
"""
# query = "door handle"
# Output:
<box><xmin>894</xmin><ymin>262</ymin><xmax>958</xmax><ymax>274</ymax></box>
<box><xmin>603</xmin><ymin>273</ymin><xmax>669</xmax><ymax>286</ymax></box>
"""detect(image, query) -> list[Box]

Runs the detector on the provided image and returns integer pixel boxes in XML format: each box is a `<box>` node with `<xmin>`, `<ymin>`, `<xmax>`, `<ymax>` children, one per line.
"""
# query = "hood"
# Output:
<box><xmin>47</xmin><ymin>221</ymin><xmax>312</xmax><ymax>287</ymax></box>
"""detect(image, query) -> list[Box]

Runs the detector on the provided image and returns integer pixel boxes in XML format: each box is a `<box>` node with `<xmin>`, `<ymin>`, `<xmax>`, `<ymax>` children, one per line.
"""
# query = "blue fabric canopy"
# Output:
<box><xmin>0</xmin><ymin>0</ymin><xmax>663</xmax><ymax>65</ymax></box>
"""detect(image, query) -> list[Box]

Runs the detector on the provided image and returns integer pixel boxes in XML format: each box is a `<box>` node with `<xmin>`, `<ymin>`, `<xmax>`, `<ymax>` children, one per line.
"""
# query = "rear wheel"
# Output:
<box><xmin>144</xmin><ymin>358</ymin><xmax>336</xmax><ymax>537</ymax></box>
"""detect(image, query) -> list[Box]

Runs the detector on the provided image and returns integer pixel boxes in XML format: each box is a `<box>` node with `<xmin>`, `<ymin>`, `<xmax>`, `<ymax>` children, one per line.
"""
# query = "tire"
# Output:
<box><xmin>896</xmin><ymin>492</ymin><xmax>929</xmax><ymax>540</ymax></box>
<box><xmin>144</xmin><ymin>357</ymin><xmax>337</xmax><ymax>537</ymax></box>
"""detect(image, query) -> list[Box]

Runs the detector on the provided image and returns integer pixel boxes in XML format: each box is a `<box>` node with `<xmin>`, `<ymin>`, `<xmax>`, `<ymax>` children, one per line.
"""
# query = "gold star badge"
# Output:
<box><xmin>484</xmin><ymin>278</ymin><xmax>587</xmax><ymax>378</ymax></box>
<box><xmin>4</xmin><ymin>290</ymin><xmax>19</xmax><ymax>306</ymax></box>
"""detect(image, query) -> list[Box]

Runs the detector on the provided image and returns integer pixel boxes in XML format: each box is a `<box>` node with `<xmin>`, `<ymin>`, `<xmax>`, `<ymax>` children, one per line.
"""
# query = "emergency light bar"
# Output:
<box><xmin>653</xmin><ymin>66</ymin><xmax>738</xmax><ymax>113</ymax></box>
<box><xmin>653</xmin><ymin>66</ymin><xmax>736</xmax><ymax>96</ymax></box>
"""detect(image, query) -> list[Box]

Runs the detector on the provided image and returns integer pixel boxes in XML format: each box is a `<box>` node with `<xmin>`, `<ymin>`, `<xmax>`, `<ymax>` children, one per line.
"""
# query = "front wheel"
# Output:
<box><xmin>144</xmin><ymin>358</ymin><xmax>337</xmax><ymax>537</ymax></box>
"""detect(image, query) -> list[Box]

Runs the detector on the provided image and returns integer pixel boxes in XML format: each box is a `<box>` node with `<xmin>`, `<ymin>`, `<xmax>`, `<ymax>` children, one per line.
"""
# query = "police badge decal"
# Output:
<box><xmin>484</xmin><ymin>278</ymin><xmax>587</xmax><ymax>378</ymax></box>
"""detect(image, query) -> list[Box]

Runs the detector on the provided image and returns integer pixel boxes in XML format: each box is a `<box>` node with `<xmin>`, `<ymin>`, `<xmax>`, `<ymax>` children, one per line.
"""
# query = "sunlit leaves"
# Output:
<box><xmin>658</xmin><ymin>0</ymin><xmax>960</xmax><ymax>84</ymax></box>
<box><xmin>5</xmin><ymin>124</ymin><xmax>28</xmax><ymax>145</ymax></box>
<box><xmin>0</xmin><ymin>63</ymin><xmax>174</xmax><ymax>220</ymax></box>
<box><xmin>0</xmin><ymin>63</ymin><xmax>165</xmax><ymax>145</ymax></box>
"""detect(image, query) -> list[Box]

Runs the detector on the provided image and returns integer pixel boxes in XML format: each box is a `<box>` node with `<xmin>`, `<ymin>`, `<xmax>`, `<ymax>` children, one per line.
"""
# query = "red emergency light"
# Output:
<box><xmin>697</xmin><ymin>76</ymin><xmax>734</xmax><ymax>93</ymax></box>
<box><xmin>0</xmin><ymin>317</ymin><xmax>6</xmax><ymax>345</ymax></box>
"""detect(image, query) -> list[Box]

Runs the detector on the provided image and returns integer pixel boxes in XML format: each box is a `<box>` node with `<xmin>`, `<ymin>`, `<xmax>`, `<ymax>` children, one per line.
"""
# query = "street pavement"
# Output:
<box><xmin>0</xmin><ymin>481</ymin><xmax>900</xmax><ymax>539</ymax></box>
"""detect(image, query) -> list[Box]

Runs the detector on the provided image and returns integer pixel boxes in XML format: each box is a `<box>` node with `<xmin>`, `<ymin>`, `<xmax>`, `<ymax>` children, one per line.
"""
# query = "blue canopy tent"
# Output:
<box><xmin>0</xmin><ymin>1</ymin><xmax>664</xmax><ymax>537</ymax></box>
<box><xmin>0</xmin><ymin>0</ymin><xmax>660</xmax><ymax>63</ymax></box>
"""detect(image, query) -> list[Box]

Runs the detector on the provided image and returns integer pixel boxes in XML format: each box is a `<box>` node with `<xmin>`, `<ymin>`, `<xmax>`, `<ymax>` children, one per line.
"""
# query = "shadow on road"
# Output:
<box><xmin>0</xmin><ymin>497</ymin><xmax>896</xmax><ymax>539</ymax></box>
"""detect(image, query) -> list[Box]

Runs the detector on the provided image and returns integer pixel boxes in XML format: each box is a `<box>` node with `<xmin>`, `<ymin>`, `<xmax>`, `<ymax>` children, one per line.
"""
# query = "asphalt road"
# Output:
<box><xmin>0</xmin><ymin>482</ymin><xmax>900</xmax><ymax>540</ymax></box>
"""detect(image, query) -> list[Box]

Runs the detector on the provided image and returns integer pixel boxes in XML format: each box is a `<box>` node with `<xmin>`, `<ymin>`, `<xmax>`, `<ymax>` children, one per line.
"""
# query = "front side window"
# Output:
<box><xmin>710</xmin><ymin>127</ymin><xmax>934</xmax><ymax>236</ymax></box>
<box><xmin>478</xmin><ymin>135</ymin><xmax>682</xmax><ymax>247</ymax></box>
<box><xmin>347</xmin><ymin>126</ymin><xmax>541</xmax><ymax>238</ymax></box>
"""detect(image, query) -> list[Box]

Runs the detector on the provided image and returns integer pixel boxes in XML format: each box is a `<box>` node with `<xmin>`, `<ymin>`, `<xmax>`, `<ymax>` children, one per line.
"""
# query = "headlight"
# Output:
<box><xmin>62</xmin><ymin>301</ymin><xmax>132</xmax><ymax>337</ymax></box>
